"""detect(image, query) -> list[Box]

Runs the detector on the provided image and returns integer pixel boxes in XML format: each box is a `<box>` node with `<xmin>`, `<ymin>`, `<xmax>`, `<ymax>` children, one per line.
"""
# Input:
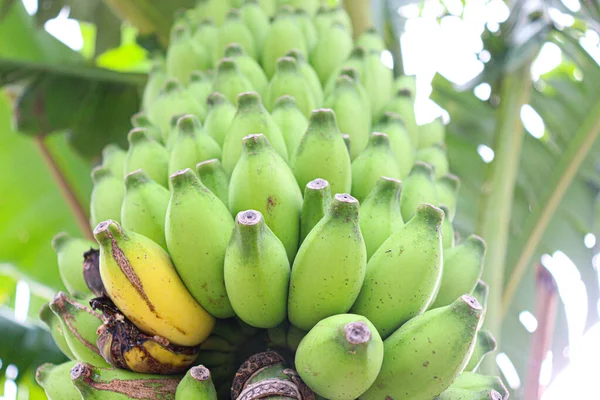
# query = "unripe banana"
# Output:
<box><xmin>295</xmin><ymin>314</ymin><xmax>384</xmax><ymax>400</ymax></box>
<box><xmin>176</xmin><ymin>366</ymin><xmax>218</xmax><ymax>400</ymax></box>
<box><xmin>210</xmin><ymin>318</ymin><xmax>248</xmax><ymax>346</ymax></box>
<box><xmin>286</xmin><ymin>325</ymin><xmax>307</xmax><ymax>352</ymax></box>
<box><xmin>311</xmin><ymin>23</ymin><xmax>353</xmax><ymax>85</ymax></box>
<box><xmin>224</xmin><ymin>210</ymin><xmax>290</xmax><ymax>328</ymax></box>
<box><xmin>436</xmin><ymin>388</ymin><xmax>503</xmax><ymax>400</ymax></box>
<box><xmin>441</xmin><ymin>205</ymin><xmax>456</xmax><ymax>249</ymax></box>
<box><xmin>419</xmin><ymin>116</ymin><xmax>446</xmax><ymax>149</ymax></box>
<box><xmin>131</xmin><ymin>113</ymin><xmax>163</xmax><ymax>147</ymax></box>
<box><xmin>431</xmin><ymin>235</ymin><xmax>487</xmax><ymax>309</ymax></box>
<box><xmin>91</xmin><ymin>297</ymin><xmax>199</xmax><ymax>374</ymax></box>
<box><xmin>360</xmin><ymin>295</ymin><xmax>483</xmax><ymax>400</ymax></box>
<box><xmin>295</xmin><ymin>8</ymin><xmax>318</xmax><ymax>51</ymax></box>
<box><xmin>121</xmin><ymin>169</ymin><xmax>170</xmax><ymax>250</ymax></box>
<box><xmin>259</xmin><ymin>0</ymin><xmax>277</xmax><ymax>17</ymax></box>
<box><xmin>292</xmin><ymin>108</ymin><xmax>352</xmax><ymax>195</ymax></box>
<box><xmin>451</xmin><ymin>372</ymin><xmax>509</xmax><ymax>400</ymax></box>
<box><xmin>272</xmin><ymin>95</ymin><xmax>309</xmax><ymax>157</ymax></box>
<box><xmin>400</xmin><ymin>161</ymin><xmax>439</xmax><ymax>221</ymax></box>
<box><xmin>142</xmin><ymin>59</ymin><xmax>167</xmax><ymax>112</ymax></box>
<box><xmin>314</xmin><ymin>5</ymin><xmax>352</xmax><ymax>37</ymax></box>
<box><xmin>265</xmin><ymin>56</ymin><xmax>316</xmax><ymax>118</ymax></box>
<box><xmin>51</xmin><ymin>232</ymin><xmax>96</xmax><ymax>296</ymax></box>
<box><xmin>362</xmin><ymin>49</ymin><xmax>394</xmax><ymax>118</ymax></box>
<box><xmin>90</xmin><ymin>166</ymin><xmax>124</xmax><ymax>227</ymax></box>
<box><xmin>204</xmin><ymin>92</ymin><xmax>236</xmax><ymax>147</ymax></box>
<box><xmin>282</xmin><ymin>0</ymin><xmax>320</xmax><ymax>16</ymax></box>
<box><xmin>324</xmin><ymin>75</ymin><xmax>371</xmax><ymax>159</ymax></box>
<box><xmin>285</xmin><ymin>49</ymin><xmax>324</xmax><ymax>106</ymax></box>
<box><xmin>268</xmin><ymin>321</ymin><xmax>289</xmax><ymax>348</ymax></box>
<box><xmin>101</xmin><ymin>143</ymin><xmax>127</xmax><ymax>180</ymax></box>
<box><xmin>437</xmin><ymin>173</ymin><xmax>461</xmax><ymax>221</ymax></box>
<box><xmin>196</xmin><ymin>159</ymin><xmax>230</xmax><ymax>205</ymax></box>
<box><xmin>94</xmin><ymin>220</ymin><xmax>215</xmax><ymax>346</ymax></box>
<box><xmin>300</xmin><ymin>178</ymin><xmax>332</xmax><ymax>243</ymax></box>
<box><xmin>192</xmin><ymin>19</ymin><xmax>219</xmax><ymax>69</ymax></box>
<box><xmin>229</xmin><ymin>134</ymin><xmax>302</xmax><ymax>260</ymax></box>
<box><xmin>49</xmin><ymin>292</ymin><xmax>108</xmax><ymax>366</ymax></box>
<box><xmin>417</xmin><ymin>144</ymin><xmax>450</xmax><ymax>178</ymax></box>
<box><xmin>261</xmin><ymin>7</ymin><xmax>308</xmax><ymax>78</ymax></box>
<box><xmin>351</xmin><ymin>132</ymin><xmax>401</xmax><ymax>202</ymax></box>
<box><xmin>222</xmin><ymin>92</ymin><xmax>288</xmax><ymax>175</ymax></box>
<box><xmin>213</xmin><ymin>58</ymin><xmax>255</xmax><ymax>106</ymax></box>
<box><xmin>323</xmin><ymin>47</ymin><xmax>366</xmax><ymax>95</ymax></box>
<box><xmin>192</xmin><ymin>0</ymin><xmax>231</xmax><ymax>26</ymax></box>
<box><xmin>352</xmin><ymin>204</ymin><xmax>444</xmax><ymax>338</ymax></box>
<box><xmin>240</xmin><ymin>0</ymin><xmax>269</xmax><ymax>54</ymax></box>
<box><xmin>70</xmin><ymin>362</ymin><xmax>181</xmax><ymax>399</ymax></box>
<box><xmin>39</xmin><ymin>303</ymin><xmax>76</xmax><ymax>360</ymax></box>
<box><xmin>166</xmin><ymin>23</ymin><xmax>208</xmax><ymax>85</ymax></box>
<box><xmin>224</xmin><ymin>43</ymin><xmax>269</xmax><ymax>98</ymax></box>
<box><xmin>123</xmin><ymin>128</ymin><xmax>170</xmax><ymax>187</ymax></box>
<box><xmin>168</xmin><ymin>115</ymin><xmax>221</xmax><ymax>175</ymax></box>
<box><xmin>359</xmin><ymin>176</ymin><xmax>404</xmax><ymax>260</ymax></box>
<box><xmin>215</xmin><ymin>9</ymin><xmax>257</xmax><ymax>61</ymax></box>
<box><xmin>186</xmin><ymin>71</ymin><xmax>213</xmax><ymax>117</ymax></box>
<box><xmin>373</xmin><ymin>112</ymin><xmax>416</xmax><ymax>178</ymax></box>
<box><xmin>393</xmin><ymin>74</ymin><xmax>417</xmax><ymax>102</ymax></box>
<box><xmin>147</xmin><ymin>79</ymin><xmax>204</xmax><ymax>137</ymax></box>
<box><xmin>166</xmin><ymin>168</ymin><xmax>235</xmax><ymax>319</ymax></box>
<box><xmin>356</xmin><ymin>27</ymin><xmax>385</xmax><ymax>52</ymax></box>
<box><xmin>465</xmin><ymin>330</ymin><xmax>497</xmax><ymax>372</ymax></box>
<box><xmin>288</xmin><ymin>194</ymin><xmax>367</xmax><ymax>331</ymax></box>
<box><xmin>36</xmin><ymin>361</ymin><xmax>81</xmax><ymax>400</ymax></box>
<box><xmin>382</xmin><ymin>88</ymin><xmax>419</xmax><ymax>146</ymax></box>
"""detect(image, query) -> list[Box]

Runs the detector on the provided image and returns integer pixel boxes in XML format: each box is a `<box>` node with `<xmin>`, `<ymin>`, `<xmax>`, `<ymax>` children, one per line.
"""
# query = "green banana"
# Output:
<box><xmin>192</xmin><ymin>0</ymin><xmax>231</xmax><ymax>26</ymax></box>
<box><xmin>292</xmin><ymin>108</ymin><xmax>352</xmax><ymax>195</ymax></box>
<box><xmin>272</xmin><ymin>95</ymin><xmax>309</xmax><ymax>157</ymax></box>
<box><xmin>142</xmin><ymin>59</ymin><xmax>167</xmax><ymax>113</ymax></box>
<box><xmin>196</xmin><ymin>159</ymin><xmax>230</xmax><ymax>205</ymax></box>
<box><xmin>441</xmin><ymin>205</ymin><xmax>456</xmax><ymax>249</ymax></box>
<box><xmin>393</xmin><ymin>74</ymin><xmax>417</xmax><ymax>99</ymax></box>
<box><xmin>123</xmin><ymin>128</ymin><xmax>170</xmax><ymax>188</ymax></box>
<box><xmin>362</xmin><ymin>49</ymin><xmax>394</xmax><ymax>118</ymax></box>
<box><xmin>223</xmin><ymin>43</ymin><xmax>269</xmax><ymax>98</ymax></box>
<box><xmin>431</xmin><ymin>234</ymin><xmax>486</xmax><ymax>308</ymax></box>
<box><xmin>39</xmin><ymin>303</ymin><xmax>76</xmax><ymax>360</ymax></box>
<box><xmin>400</xmin><ymin>161</ymin><xmax>439</xmax><ymax>221</ymax></box>
<box><xmin>176</xmin><ymin>366</ymin><xmax>218</xmax><ymax>400</ymax></box>
<box><xmin>382</xmin><ymin>88</ymin><xmax>419</xmax><ymax>146</ymax></box>
<box><xmin>351</xmin><ymin>203</ymin><xmax>444</xmax><ymax>338</ymax></box>
<box><xmin>285</xmin><ymin>49</ymin><xmax>324</xmax><ymax>106</ymax></box>
<box><xmin>209</xmin><ymin>317</ymin><xmax>248</xmax><ymax>346</ymax></box>
<box><xmin>101</xmin><ymin>143</ymin><xmax>127</xmax><ymax>180</ymax></box>
<box><xmin>323</xmin><ymin>47</ymin><xmax>365</xmax><ymax>96</ymax></box>
<box><xmin>192</xmin><ymin>19</ymin><xmax>219</xmax><ymax>69</ymax></box>
<box><xmin>70</xmin><ymin>362</ymin><xmax>181</xmax><ymax>399</ymax></box>
<box><xmin>224</xmin><ymin>209</ymin><xmax>290</xmax><ymax>328</ymax></box>
<box><xmin>324</xmin><ymin>75</ymin><xmax>371</xmax><ymax>159</ymax></box>
<box><xmin>437</xmin><ymin>173</ymin><xmax>461</xmax><ymax>221</ymax></box>
<box><xmin>268</xmin><ymin>321</ymin><xmax>289</xmax><ymax>348</ymax></box>
<box><xmin>300</xmin><ymin>178</ymin><xmax>332</xmax><ymax>243</ymax></box>
<box><xmin>166</xmin><ymin>23</ymin><xmax>208</xmax><ymax>85</ymax></box>
<box><xmin>261</xmin><ymin>6</ymin><xmax>308</xmax><ymax>78</ymax></box>
<box><xmin>168</xmin><ymin>114</ymin><xmax>221</xmax><ymax>175</ymax></box>
<box><xmin>265</xmin><ymin>56</ymin><xmax>316</xmax><ymax>118</ymax></box>
<box><xmin>90</xmin><ymin>166</ymin><xmax>124</xmax><ymax>227</ymax></box>
<box><xmin>49</xmin><ymin>292</ymin><xmax>109</xmax><ymax>366</ymax></box>
<box><xmin>222</xmin><ymin>91</ymin><xmax>288</xmax><ymax>175</ymax></box>
<box><xmin>295</xmin><ymin>8</ymin><xmax>318</xmax><ymax>51</ymax></box>
<box><xmin>359</xmin><ymin>176</ymin><xmax>404</xmax><ymax>260</ymax></box>
<box><xmin>360</xmin><ymin>295</ymin><xmax>483</xmax><ymax>400</ymax></box>
<box><xmin>131</xmin><ymin>112</ymin><xmax>163</xmax><ymax>144</ymax></box>
<box><xmin>283</xmin><ymin>0</ymin><xmax>320</xmax><ymax>16</ymax></box>
<box><xmin>295</xmin><ymin>314</ymin><xmax>384</xmax><ymax>400</ymax></box>
<box><xmin>204</xmin><ymin>92</ymin><xmax>236</xmax><ymax>147</ymax></box>
<box><xmin>451</xmin><ymin>372</ymin><xmax>509</xmax><ymax>399</ymax></box>
<box><xmin>436</xmin><ymin>388</ymin><xmax>503</xmax><ymax>400</ymax></box>
<box><xmin>240</xmin><ymin>0</ymin><xmax>269</xmax><ymax>54</ymax></box>
<box><xmin>465</xmin><ymin>330</ymin><xmax>497</xmax><ymax>372</ymax></box>
<box><xmin>166</xmin><ymin>168</ymin><xmax>235</xmax><ymax>319</ymax></box>
<box><xmin>334</xmin><ymin>67</ymin><xmax>371</xmax><ymax>114</ymax></box>
<box><xmin>51</xmin><ymin>232</ymin><xmax>96</xmax><ymax>296</ymax></box>
<box><xmin>419</xmin><ymin>117</ymin><xmax>446</xmax><ymax>149</ymax></box>
<box><xmin>417</xmin><ymin>145</ymin><xmax>450</xmax><ymax>179</ymax></box>
<box><xmin>212</xmin><ymin>58</ymin><xmax>254</xmax><ymax>105</ymax></box>
<box><xmin>147</xmin><ymin>79</ymin><xmax>204</xmax><ymax>137</ymax></box>
<box><xmin>286</xmin><ymin>325</ymin><xmax>307</xmax><ymax>352</ymax></box>
<box><xmin>229</xmin><ymin>134</ymin><xmax>302</xmax><ymax>260</ymax></box>
<box><xmin>259</xmin><ymin>0</ymin><xmax>277</xmax><ymax>17</ymax></box>
<box><xmin>351</xmin><ymin>132</ymin><xmax>401</xmax><ymax>202</ymax></box>
<box><xmin>288</xmin><ymin>193</ymin><xmax>367</xmax><ymax>331</ymax></box>
<box><xmin>373</xmin><ymin>111</ymin><xmax>416</xmax><ymax>178</ymax></box>
<box><xmin>314</xmin><ymin>5</ymin><xmax>352</xmax><ymax>38</ymax></box>
<box><xmin>215</xmin><ymin>9</ymin><xmax>257</xmax><ymax>61</ymax></box>
<box><xmin>36</xmin><ymin>361</ymin><xmax>81</xmax><ymax>400</ymax></box>
<box><xmin>310</xmin><ymin>23</ymin><xmax>353</xmax><ymax>85</ymax></box>
<box><xmin>356</xmin><ymin>27</ymin><xmax>385</xmax><ymax>52</ymax></box>
<box><xmin>186</xmin><ymin>71</ymin><xmax>213</xmax><ymax>118</ymax></box>
<box><xmin>121</xmin><ymin>169</ymin><xmax>170</xmax><ymax>250</ymax></box>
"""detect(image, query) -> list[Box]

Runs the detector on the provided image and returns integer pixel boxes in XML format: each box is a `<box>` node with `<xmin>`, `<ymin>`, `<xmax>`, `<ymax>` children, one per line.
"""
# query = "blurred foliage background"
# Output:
<box><xmin>0</xmin><ymin>0</ymin><xmax>599</xmax><ymax>399</ymax></box>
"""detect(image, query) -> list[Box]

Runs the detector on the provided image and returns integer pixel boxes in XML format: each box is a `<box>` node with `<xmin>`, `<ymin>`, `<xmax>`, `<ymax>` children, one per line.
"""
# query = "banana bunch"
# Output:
<box><xmin>37</xmin><ymin>0</ymin><xmax>508</xmax><ymax>399</ymax></box>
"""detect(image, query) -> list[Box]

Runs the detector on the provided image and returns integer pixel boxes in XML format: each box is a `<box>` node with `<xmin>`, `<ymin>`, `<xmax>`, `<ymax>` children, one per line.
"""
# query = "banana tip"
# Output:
<box><xmin>70</xmin><ymin>362</ymin><xmax>91</xmax><ymax>381</ymax></box>
<box><xmin>238</xmin><ymin>210</ymin><xmax>262</xmax><ymax>225</ymax></box>
<box><xmin>334</xmin><ymin>193</ymin><xmax>357</xmax><ymax>204</ymax></box>
<box><xmin>307</xmin><ymin>178</ymin><xmax>329</xmax><ymax>190</ymax></box>
<box><xmin>344</xmin><ymin>322</ymin><xmax>371</xmax><ymax>345</ymax></box>
<box><xmin>461</xmin><ymin>294</ymin><xmax>482</xmax><ymax>311</ymax></box>
<box><xmin>491</xmin><ymin>389</ymin><xmax>502</xmax><ymax>400</ymax></box>
<box><xmin>191</xmin><ymin>365</ymin><xmax>211</xmax><ymax>382</ymax></box>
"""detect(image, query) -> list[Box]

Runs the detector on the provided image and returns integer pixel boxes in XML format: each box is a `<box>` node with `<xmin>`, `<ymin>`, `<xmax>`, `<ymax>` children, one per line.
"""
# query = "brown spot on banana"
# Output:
<box><xmin>53</xmin><ymin>293</ymin><xmax>102</xmax><ymax>355</ymax></box>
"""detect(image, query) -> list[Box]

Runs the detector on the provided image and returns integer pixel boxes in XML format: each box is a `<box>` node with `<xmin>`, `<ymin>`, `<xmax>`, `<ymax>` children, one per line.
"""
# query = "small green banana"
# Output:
<box><xmin>204</xmin><ymin>92</ymin><xmax>236</xmax><ymax>147</ymax></box>
<box><xmin>223</xmin><ymin>43</ymin><xmax>268</xmax><ymax>98</ymax></box>
<box><xmin>147</xmin><ymin>79</ymin><xmax>204</xmax><ymax>137</ymax></box>
<box><xmin>240</xmin><ymin>0</ymin><xmax>269</xmax><ymax>54</ymax></box>
<box><xmin>229</xmin><ymin>134</ymin><xmax>302</xmax><ymax>260</ymax></box>
<box><xmin>39</xmin><ymin>303</ymin><xmax>76</xmax><ymax>360</ymax></box>
<box><xmin>265</xmin><ymin>56</ymin><xmax>317</xmax><ymax>118</ymax></box>
<box><xmin>286</xmin><ymin>325</ymin><xmax>307</xmax><ymax>352</ymax></box>
<box><xmin>131</xmin><ymin>112</ymin><xmax>163</xmax><ymax>145</ymax></box>
<box><xmin>314</xmin><ymin>5</ymin><xmax>352</xmax><ymax>38</ymax></box>
<box><xmin>192</xmin><ymin>19</ymin><xmax>219</xmax><ymax>69</ymax></box>
<box><xmin>196</xmin><ymin>159</ymin><xmax>230</xmax><ymax>205</ymax></box>
<box><xmin>295</xmin><ymin>8</ymin><xmax>318</xmax><ymax>51</ymax></box>
<box><xmin>292</xmin><ymin>108</ymin><xmax>352</xmax><ymax>195</ymax></box>
<box><xmin>209</xmin><ymin>317</ymin><xmax>248</xmax><ymax>346</ymax></box>
<box><xmin>123</xmin><ymin>128</ymin><xmax>170</xmax><ymax>187</ymax></box>
<box><xmin>176</xmin><ymin>366</ymin><xmax>218</xmax><ymax>400</ymax></box>
<box><xmin>359</xmin><ymin>295</ymin><xmax>483</xmax><ymax>400</ymax></box>
<box><xmin>351</xmin><ymin>132</ymin><xmax>401</xmax><ymax>202</ymax></box>
<box><xmin>90</xmin><ymin>166</ymin><xmax>124</xmax><ymax>228</ymax></box>
<box><xmin>451</xmin><ymin>372</ymin><xmax>509</xmax><ymax>400</ymax></box>
<box><xmin>356</xmin><ymin>27</ymin><xmax>385</xmax><ymax>52</ymax></box>
<box><xmin>359</xmin><ymin>176</ymin><xmax>404</xmax><ymax>260</ymax></box>
<box><xmin>36</xmin><ymin>361</ymin><xmax>81</xmax><ymax>400</ymax></box>
<box><xmin>192</xmin><ymin>0</ymin><xmax>231</xmax><ymax>26</ymax></box>
<box><xmin>373</xmin><ymin>112</ymin><xmax>416</xmax><ymax>178</ymax></box>
<box><xmin>323</xmin><ymin>47</ymin><xmax>365</xmax><ymax>96</ymax></box>
<box><xmin>417</xmin><ymin>144</ymin><xmax>450</xmax><ymax>179</ymax></box>
<box><xmin>268</xmin><ymin>321</ymin><xmax>289</xmax><ymax>348</ymax></box>
<box><xmin>212</xmin><ymin>58</ymin><xmax>255</xmax><ymax>106</ymax></box>
<box><xmin>437</xmin><ymin>173</ymin><xmax>461</xmax><ymax>221</ymax></box>
<box><xmin>121</xmin><ymin>169</ymin><xmax>170</xmax><ymax>250</ymax></box>
<box><xmin>224</xmin><ymin>210</ymin><xmax>290</xmax><ymax>328</ymax></box>
<box><xmin>465</xmin><ymin>330</ymin><xmax>497</xmax><ymax>372</ymax></box>
<box><xmin>222</xmin><ymin>91</ymin><xmax>288</xmax><ymax>175</ymax></box>
<box><xmin>51</xmin><ymin>232</ymin><xmax>96</xmax><ymax>296</ymax></box>
<box><xmin>215</xmin><ymin>9</ymin><xmax>257</xmax><ymax>61</ymax></box>
<box><xmin>166</xmin><ymin>168</ymin><xmax>235</xmax><ymax>319</ymax></box>
<box><xmin>436</xmin><ymin>388</ymin><xmax>503</xmax><ymax>400</ymax></box>
<box><xmin>100</xmin><ymin>143</ymin><xmax>127</xmax><ymax>180</ymax></box>
<box><xmin>351</xmin><ymin>203</ymin><xmax>444</xmax><ymax>338</ymax></box>
<box><xmin>285</xmin><ymin>49</ymin><xmax>324</xmax><ymax>107</ymax></box>
<box><xmin>310</xmin><ymin>23</ymin><xmax>353</xmax><ymax>85</ymax></box>
<box><xmin>440</xmin><ymin>205</ymin><xmax>456</xmax><ymax>249</ymax></box>
<box><xmin>272</xmin><ymin>95</ymin><xmax>309</xmax><ymax>157</ymax></box>
<box><xmin>283</xmin><ymin>0</ymin><xmax>320</xmax><ymax>16</ymax></box>
<box><xmin>300</xmin><ymin>178</ymin><xmax>332</xmax><ymax>244</ymax></box>
<box><xmin>393</xmin><ymin>74</ymin><xmax>417</xmax><ymax>99</ymax></box>
<box><xmin>168</xmin><ymin>115</ymin><xmax>221</xmax><ymax>175</ymax></box>
<box><xmin>288</xmin><ymin>194</ymin><xmax>367</xmax><ymax>331</ymax></box>
<box><xmin>400</xmin><ymin>161</ymin><xmax>439</xmax><ymax>221</ymax></box>
<box><xmin>141</xmin><ymin>59</ymin><xmax>166</xmax><ymax>113</ymax></box>
<box><xmin>296</xmin><ymin>314</ymin><xmax>384</xmax><ymax>400</ymax></box>
<box><xmin>166</xmin><ymin>23</ymin><xmax>209</xmax><ymax>85</ymax></box>
<box><xmin>419</xmin><ymin>117</ymin><xmax>446</xmax><ymax>149</ymax></box>
<box><xmin>362</xmin><ymin>49</ymin><xmax>394</xmax><ymax>118</ymax></box>
<box><xmin>186</xmin><ymin>71</ymin><xmax>213</xmax><ymax>117</ymax></box>
<box><xmin>382</xmin><ymin>88</ymin><xmax>419</xmax><ymax>146</ymax></box>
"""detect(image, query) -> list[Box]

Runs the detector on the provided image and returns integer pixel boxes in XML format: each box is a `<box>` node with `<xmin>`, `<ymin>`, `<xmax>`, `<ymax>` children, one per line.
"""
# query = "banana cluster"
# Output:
<box><xmin>37</xmin><ymin>0</ymin><xmax>507</xmax><ymax>399</ymax></box>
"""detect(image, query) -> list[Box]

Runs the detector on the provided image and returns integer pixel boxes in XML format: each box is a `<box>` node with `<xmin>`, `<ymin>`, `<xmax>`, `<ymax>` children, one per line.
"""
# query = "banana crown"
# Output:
<box><xmin>206</xmin><ymin>91</ymin><xmax>230</xmax><ymax>109</ymax></box>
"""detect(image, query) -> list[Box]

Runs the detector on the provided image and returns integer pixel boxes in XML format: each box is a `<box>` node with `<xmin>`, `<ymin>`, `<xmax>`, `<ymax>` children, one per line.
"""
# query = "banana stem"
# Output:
<box><xmin>343</xmin><ymin>0</ymin><xmax>373</xmax><ymax>39</ymax></box>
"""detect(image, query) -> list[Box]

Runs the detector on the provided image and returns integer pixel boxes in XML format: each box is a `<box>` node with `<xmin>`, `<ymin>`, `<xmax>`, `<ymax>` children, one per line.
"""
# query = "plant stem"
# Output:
<box><xmin>343</xmin><ymin>0</ymin><xmax>373</xmax><ymax>39</ymax></box>
<box><xmin>34</xmin><ymin>135</ymin><xmax>93</xmax><ymax>240</ymax></box>
<box><xmin>477</xmin><ymin>63</ymin><xmax>532</xmax><ymax>372</ymax></box>
<box><xmin>502</xmin><ymin>98</ymin><xmax>600</xmax><ymax>316</ymax></box>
